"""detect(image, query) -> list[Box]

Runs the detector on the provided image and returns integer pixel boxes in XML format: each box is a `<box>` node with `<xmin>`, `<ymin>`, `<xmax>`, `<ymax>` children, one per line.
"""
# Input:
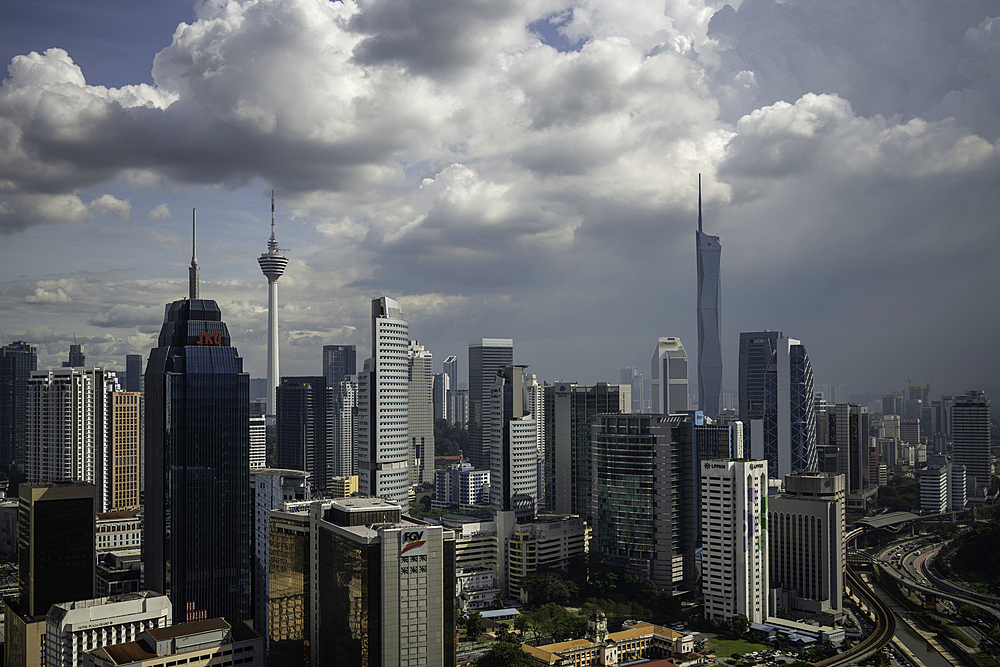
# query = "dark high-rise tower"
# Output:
<box><xmin>322</xmin><ymin>345</ymin><xmax>356</xmax><ymax>389</ymax></box>
<box><xmin>125</xmin><ymin>354</ymin><xmax>143</xmax><ymax>392</ymax></box>
<box><xmin>468</xmin><ymin>339</ymin><xmax>513</xmax><ymax>471</ymax></box>
<box><xmin>696</xmin><ymin>175</ymin><xmax>723</xmax><ymax>417</ymax></box>
<box><xmin>276</xmin><ymin>377</ymin><xmax>334</xmax><ymax>491</ymax></box>
<box><xmin>0</xmin><ymin>341</ymin><xmax>37</xmax><ymax>475</ymax></box>
<box><xmin>144</xmin><ymin>212</ymin><xmax>251</xmax><ymax>622</ymax></box>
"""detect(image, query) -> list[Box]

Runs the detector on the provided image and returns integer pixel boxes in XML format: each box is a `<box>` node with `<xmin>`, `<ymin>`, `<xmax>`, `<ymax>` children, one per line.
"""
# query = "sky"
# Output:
<box><xmin>1</xmin><ymin>0</ymin><xmax>998</xmax><ymax>400</ymax></box>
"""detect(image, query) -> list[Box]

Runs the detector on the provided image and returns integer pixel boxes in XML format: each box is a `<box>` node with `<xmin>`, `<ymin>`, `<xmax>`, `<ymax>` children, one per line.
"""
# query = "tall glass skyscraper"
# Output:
<box><xmin>468</xmin><ymin>339</ymin><xmax>513</xmax><ymax>471</ymax></box>
<box><xmin>696</xmin><ymin>176</ymin><xmax>723</xmax><ymax>417</ymax></box>
<box><xmin>741</xmin><ymin>332</ymin><xmax>817</xmax><ymax>479</ymax></box>
<box><xmin>0</xmin><ymin>341</ymin><xmax>37</xmax><ymax>474</ymax></box>
<box><xmin>144</xmin><ymin>222</ymin><xmax>251</xmax><ymax>623</ymax></box>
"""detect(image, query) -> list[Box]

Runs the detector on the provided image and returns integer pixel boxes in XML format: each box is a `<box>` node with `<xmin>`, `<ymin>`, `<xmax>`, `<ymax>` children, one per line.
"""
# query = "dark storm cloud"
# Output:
<box><xmin>707</xmin><ymin>0</ymin><xmax>1000</xmax><ymax>136</ymax></box>
<box><xmin>348</xmin><ymin>0</ymin><xmax>524</xmax><ymax>76</ymax></box>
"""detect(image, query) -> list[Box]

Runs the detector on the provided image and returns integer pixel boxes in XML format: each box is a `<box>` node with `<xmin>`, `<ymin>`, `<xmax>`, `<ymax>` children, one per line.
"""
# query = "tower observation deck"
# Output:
<box><xmin>257</xmin><ymin>192</ymin><xmax>288</xmax><ymax>420</ymax></box>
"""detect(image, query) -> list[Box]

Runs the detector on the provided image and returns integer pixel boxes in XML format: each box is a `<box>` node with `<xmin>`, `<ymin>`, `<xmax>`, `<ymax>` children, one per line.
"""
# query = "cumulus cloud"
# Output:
<box><xmin>88</xmin><ymin>194</ymin><xmax>131</xmax><ymax>220</ymax></box>
<box><xmin>148</xmin><ymin>203</ymin><xmax>171</xmax><ymax>220</ymax></box>
<box><xmin>1</xmin><ymin>0</ymin><xmax>999</xmax><ymax>393</ymax></box>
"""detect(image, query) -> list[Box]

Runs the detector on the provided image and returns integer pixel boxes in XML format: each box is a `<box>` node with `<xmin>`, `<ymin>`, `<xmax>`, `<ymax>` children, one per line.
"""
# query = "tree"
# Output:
<box><xmin>521</xmin><ymin>570</ymin><xmax>579</xmax><ymax>605</ymax></box>
<box><xmin>465</xmin><ymin>611</ymin><xmax>484</xmax><ymax>641</ymax></box>
<box><xmin>475</xmin><ymin>642</ymin><xmax>537</xmax><ymax>667</ymax></box>
<box><xmin>495</xmin><ymin>623</ymin><xmax>519</xmax><ymax>644</ymax></box>
<box><xmin>730</xmin><ymin>613</ymin><xmax>750</xmax><ymax>638</ymax></box>
<box><xmin>514</xmin><ymin>614</ymin><xmax>529</xmax><ymax>637</ymax></box>
<box><xmin>958</xmin><ymin>604</ymin><xmax>979</xmax><ymax>621</ymax></box>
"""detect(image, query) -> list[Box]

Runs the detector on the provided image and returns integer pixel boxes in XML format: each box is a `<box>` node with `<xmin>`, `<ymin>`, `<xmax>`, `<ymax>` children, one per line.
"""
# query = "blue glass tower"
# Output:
<box><xmin>696</xmin><ymin>175</ymin><xmax>723</xmax><ymax>417</ymax></box>
<box><xmin>143</xmin><ymin>210</ymin><xmax>251</xmax><ymax>622</ymax></box>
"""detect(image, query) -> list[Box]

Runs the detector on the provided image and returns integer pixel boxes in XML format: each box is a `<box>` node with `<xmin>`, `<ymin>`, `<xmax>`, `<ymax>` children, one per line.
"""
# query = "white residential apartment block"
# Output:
<box><xmin>433</xmin><ymin>463</ymin><xmax>490</xmax><ymax>510</ymax></box>
<box><xmin>46</xmin><ymin>592</ymin><xmax>171</xmax><ymax>667</ymax></box>
<box><xmin>701</xmin><ymin>459</ymin><xmax>769</xmax><ymax>624</ymax></box>
<box><xmin>249</xmin><ymin>416</ymin><xmax>266</xmax><ymax>469</ymax></box>
<box><xmin>27</xmin><ymin>368</ymin><xmax>120</xmax><ymax>511</ymax></box>
<box><xmin>357</xmin><ymin>297</ymin><xmax>410</xmax><ymax>512</ymax></box>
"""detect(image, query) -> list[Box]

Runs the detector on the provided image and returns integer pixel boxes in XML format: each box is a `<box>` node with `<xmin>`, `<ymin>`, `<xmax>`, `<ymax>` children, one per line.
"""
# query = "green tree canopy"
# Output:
<box><xmin>474</xmin><ymin>642</ymin><xmax>537</xmax><ymax>667</ymax></box>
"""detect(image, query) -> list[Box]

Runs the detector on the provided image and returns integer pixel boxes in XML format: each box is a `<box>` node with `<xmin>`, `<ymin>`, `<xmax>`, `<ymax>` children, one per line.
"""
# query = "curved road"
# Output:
<box><xmin>815</xmin><ymin>568</ymin><xmax>895</xmax><ymax>667</ymax></box>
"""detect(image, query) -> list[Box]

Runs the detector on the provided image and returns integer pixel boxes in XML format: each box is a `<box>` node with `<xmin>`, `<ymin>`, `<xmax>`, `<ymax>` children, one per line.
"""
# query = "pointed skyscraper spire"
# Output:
<box><xmin>698</xmin><ymin>173</ymin><xmax>703</xmax><ymax>232</ymax></box>
<box><xmin>189</xmin><ymin>208</ymin><xmax>199</xmax><ymax>300</ymax></box>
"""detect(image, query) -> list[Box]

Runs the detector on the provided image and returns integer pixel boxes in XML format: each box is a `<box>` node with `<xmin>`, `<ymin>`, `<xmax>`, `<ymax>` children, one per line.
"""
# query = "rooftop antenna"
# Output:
<box><xmin>189</xmin><ymin>208</ymin><xmax>199</xmax><ymax>300</ymax></box>
<box><xmin>698</xmin><ymin>173</ymin><xmax>703</xmax><ymax>233</ymax></box>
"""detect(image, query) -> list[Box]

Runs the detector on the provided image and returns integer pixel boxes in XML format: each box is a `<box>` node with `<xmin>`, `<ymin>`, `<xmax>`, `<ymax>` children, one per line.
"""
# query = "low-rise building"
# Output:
<box><xmin>506</xmin><ymin>514</ymin><xmax>587</xmax><ymax>602</ymax></box>
<box><xmin>456</xmin><ymin>567</ymin><xmax>499</xmax><ymax>611</ymax></box>
<box><xmin>46</xmin><ymin>592</ymin><xmax>171</xmax><ymax>667</ymax></box>
<box><xmin>522</xmin><ymin>615</ymin><xmax>693</xmax><ymax>667</ymax></box>
<box><xmin>96</xmin><ymin>510</ymin><xmax>141</xmax><ymax>553</ymax></box>
<box><xmin>96</xmin><ymin>550</ymin><xmax>143</xmax><ymax>597</ymax></box>
<box><xmin>84</xmin><ymin>618</ymin><xmax>262</xmax><ymax>667</ymax></box>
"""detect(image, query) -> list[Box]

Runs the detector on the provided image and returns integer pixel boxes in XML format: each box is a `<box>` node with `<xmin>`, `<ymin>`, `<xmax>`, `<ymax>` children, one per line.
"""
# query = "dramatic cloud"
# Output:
<box><xmin>0</xmin><ymin>0</ymin><xmax>997</xmax><ymax>396</ymax></box>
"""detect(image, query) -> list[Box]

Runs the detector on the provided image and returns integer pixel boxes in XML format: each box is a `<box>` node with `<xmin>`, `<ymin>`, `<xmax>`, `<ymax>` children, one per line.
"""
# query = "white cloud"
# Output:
<box><xmin>148</xmin><ymin>203</ymin><xmax>171</xmax><ymax>220</ymax></box>
<box><xmin>88</xmin><ymin>194</ymin><xmax>132</xmax><ymax>220</ymax></box>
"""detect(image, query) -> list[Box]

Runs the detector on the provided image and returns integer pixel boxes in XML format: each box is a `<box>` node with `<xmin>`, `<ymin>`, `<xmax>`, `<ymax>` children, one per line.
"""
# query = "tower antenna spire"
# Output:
<box><xmin>698</xmin><ymin>173</ymin><xmax>703</xmax><ymax>233</ymax></box>
<box><xmin>189</xmin><ymin>208</ymin><xmax>200</xmax><ymax>300</ymax></box>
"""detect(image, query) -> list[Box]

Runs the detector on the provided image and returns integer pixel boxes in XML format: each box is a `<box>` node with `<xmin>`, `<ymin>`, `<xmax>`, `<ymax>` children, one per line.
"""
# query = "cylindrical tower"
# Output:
<box><xmin>257</xmin><ymin>193</ymin><xmax>288</xmax><ymax>421</ymax></box>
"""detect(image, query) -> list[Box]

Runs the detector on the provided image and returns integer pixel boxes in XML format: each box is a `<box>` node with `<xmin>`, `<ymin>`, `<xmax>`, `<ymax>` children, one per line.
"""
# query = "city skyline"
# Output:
<box><xmin>1</xmin><ymin>0</ymin><xmax>999</xmax><ymax>399</ymax></box>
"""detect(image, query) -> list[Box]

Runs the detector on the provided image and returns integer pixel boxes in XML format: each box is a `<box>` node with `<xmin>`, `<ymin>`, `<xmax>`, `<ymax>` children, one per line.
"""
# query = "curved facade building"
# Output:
<box><xmin>696</xmin><ymin>177</ymin><xmax>723</xmax><ymax>418</ymax></box>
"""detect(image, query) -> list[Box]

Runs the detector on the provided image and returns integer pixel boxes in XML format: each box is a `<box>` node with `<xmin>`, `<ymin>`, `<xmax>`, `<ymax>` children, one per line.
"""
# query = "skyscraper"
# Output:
<box><xmin>591</xmin><ymin>414</ymin><xmax>698</xmax><ymax>593</ymax></box>
<box><xmin>5</xmin><ymin>482</ymin><xmax>97</xmax><ymax>667</ymax></box>
<box><xmin>125</xmin><ymin>354</ymin><xmax>143</xmax><ymax>393</ymax></box>
<box><xmin>740</xmin><ymin>332</ymin><xmax>817</xmax><ymax>479</ymax></box>
<box><xmin>769</xmin><ymin>472</ymin><xmax>845</xmax><ymax>623</ymax></box>
<box><xmin>407</xmin><ymin>340</ymin><xmax>434</xmax><ymax>486</ymax></box>
<box><xmin>433</xmin><ymin>372</ymin><xmax>449</xmax><ymax>422</ymax></box>
<box><xmin>357</xmin><ymin>297</ymin><xmax>410</xmax><ymax>512</ymax></box>
<box><xmin>63</xmin><ymin>343</ymin><xmax>85</xmax><ymax>368</ymax></box>
<box><xmin>334</xmin><ymin>375</ymin><xmax>358</xmax><ymax>478</ymax></box>
<box><xmin>829</xmin><ymin>403</ymin><xmax>871</xmax><ymax>495</ymax></box>
<box><xmin>144</xmin><ymin>214</ymin><xmax>252</xmax><ymax>623</ymax></box>
<box><xmin>276</xmin><ymin>377</ymin><xmax>334</xmax><ymax>491</ymax></box>
<box><xmin>650</xmin><ymin>337</ymin><xmax>688</xmax><ymax>416</ymax></box>
<box><xmin>257</xmin><ymin>194</ymin><xmax>289</xmax><ymax>422</ymax></box>
<box><xmin>695</xmin><ymin>175</ymin><xmax>723</xmax><ymax>418</ymax></box>
<box><xmin>108</xmin><ymin>391</ymin><xmax>141</xmax><ymax>511</ymax></box>
<box><xmin>619</xmin><ymin>365</ymin><xmax>645</xmax><ymax>413</ymax></box>
<box><xmin>545</xmin><ymin>381</ymin><xmax>629</xmax><ymax>518</ymax></box>
<box><xmin>468</xmin><ymin>339</ymin><xmax>513</xmax><ymax>471</ymax></box>
<box><xmin>443</xmin><ymin>355</ymin><xmax>458</xmax><ymax>389</ymax></box>
<box><xmin>952</xmin><ymin>390</ymin><xmax>991</xmax><ymax>498</ymax></box>
<box><xmin>0</xmin><ymin>341</ymin><xmax>37</xmax><ymax>475</ymax></box>
<box><xmin>490</xmin><ymin>365</ymin><xmax>538</xmax><ymax>521</ymax></box>
<box><xmin>26</xmin><ymin>367</ymin><xmax>119</xmax><ymax>508</ymax></box>
<box><xmin>322</xmin><ymin>344</ymin><xmax>356</xmax><ymax>389</ymax></box>
<box><xmin>701</xmin><ymin>459</ymin><xmax>769</xmax><ymax>623</ymax></box>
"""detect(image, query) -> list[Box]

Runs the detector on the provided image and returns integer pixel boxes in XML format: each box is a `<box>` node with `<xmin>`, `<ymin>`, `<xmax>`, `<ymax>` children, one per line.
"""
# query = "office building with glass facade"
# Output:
<box><xmin>143</xmin><ymin>297</ymin><xmax>252</xmax><ymax>624</ymax></box>
<box><xmin>468</xmin><ymin>339</ymin><xmax>513</xmax><ymax>472</ymax></box>
<box><xmin>590</xmin><ymin>414</ymin><xmax>698</xmax><ymax>593</ymax></box>
<box><xmin>696</xmin><ymin>176</ymin><xmax>723</xmax><ymax>418</ymax></box>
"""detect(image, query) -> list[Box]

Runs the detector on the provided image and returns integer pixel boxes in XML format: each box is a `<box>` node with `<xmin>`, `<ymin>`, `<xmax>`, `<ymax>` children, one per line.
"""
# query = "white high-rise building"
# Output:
<box><xmin>701</xmin><ymin>459</ymin><xmax>769</xmax><ymax>623</ymax></box>
<box><xmin>249</xmin><ymin>415</ymin><xmax>266</xmax><ymax>468</ymax></box>
<box><xmin>257</xmin><ymin>192</ymin><xmax>289</xmax><ymax>422</ymax></box>
<box><xmin>490</xmin><ymin>366</ymin><xmax>538</xmax><ymax>521</ymax></box>
<box><xmin>408</xmin><ymin>341</ymin><xmax>434</xmax><ymax>486</ymax></box>
<box><xmin>357</xmin><ymin>297</ymin><xmax>410</xmax><ymax>512</ymax></box>
<box><xmin>524</xmin><ymin>373</ymin><xmax>546</xmax><ymax>511</ymax></box>
<box><xmin>26</xmin><ymin>367</ymin><xmax>119</xmax><ymax>511</ymax></box>
<box><xmin>769</xmin><ymin>472</ymin><xmax>845</xmax><ymax>623</ymax></box>
<box><xmin>334</xmin><ymin>375</ymin><xmax>358</xmax><ymax>477</ymax></box>
<box><xmin>651</xmin><ymin>337</ymin><xmax>688</xmax><ymax>416</ymax></box>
